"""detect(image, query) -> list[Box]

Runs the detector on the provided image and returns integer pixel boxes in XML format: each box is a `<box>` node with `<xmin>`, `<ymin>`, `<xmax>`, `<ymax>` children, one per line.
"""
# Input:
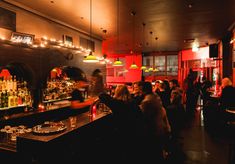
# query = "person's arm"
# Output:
<box><xmin>70</xmin><ymin>97</ymin><xmax>96</xmax><ymax>109</ymax></box>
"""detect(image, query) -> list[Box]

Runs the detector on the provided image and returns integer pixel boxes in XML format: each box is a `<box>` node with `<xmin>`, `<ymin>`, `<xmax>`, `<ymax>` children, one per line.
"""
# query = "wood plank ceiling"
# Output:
<box><xmin>3</xmin><ymin>0</ymin><xmax>235</xmax><ymax>54</ymax></box>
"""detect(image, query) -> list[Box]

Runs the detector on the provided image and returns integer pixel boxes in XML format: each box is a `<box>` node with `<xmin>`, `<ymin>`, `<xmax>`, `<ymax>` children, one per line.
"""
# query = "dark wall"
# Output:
<box><xmin>0</xmin><ymin>42</ymin><xmax>106</xmax><ymax>107</ymax></box>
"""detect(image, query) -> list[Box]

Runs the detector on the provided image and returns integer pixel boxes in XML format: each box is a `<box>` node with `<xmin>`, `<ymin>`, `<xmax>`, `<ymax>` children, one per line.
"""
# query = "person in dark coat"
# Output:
<box><xmin>201</xmin><ymin>76</ymin><xmax>212</xmax><ymax>107</ymax></box>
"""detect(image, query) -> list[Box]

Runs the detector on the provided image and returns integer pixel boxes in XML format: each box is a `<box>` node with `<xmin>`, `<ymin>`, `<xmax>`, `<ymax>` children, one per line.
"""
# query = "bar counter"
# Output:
<box><xmin>17</xmin><ymin>109</ymin><xmax>112</xmax><ymax>143</ymax></box>
<box><xmin>0</xmin><ymin>103</ymin><xmax>114</xmax><ymax>163</ymax></box>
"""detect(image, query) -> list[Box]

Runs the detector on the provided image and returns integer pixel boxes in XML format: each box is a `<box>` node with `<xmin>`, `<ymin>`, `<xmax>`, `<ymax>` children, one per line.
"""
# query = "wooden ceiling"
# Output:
<box><xmin>4</xmin><ymin>0</ymin><xmax>235</xmax><ymax>54</ymax></box>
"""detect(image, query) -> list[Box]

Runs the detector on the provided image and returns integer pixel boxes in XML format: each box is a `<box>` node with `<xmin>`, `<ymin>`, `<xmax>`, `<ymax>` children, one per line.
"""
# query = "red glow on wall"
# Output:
<box><xmin>181</xmin><ymin>47</ymin><xmax>209</xmax><ymax>61</ymax></box>
<box><xmin>125</xmin><ymin>55</ymin><xmax>142</xmax><ymax>82</ymax></box>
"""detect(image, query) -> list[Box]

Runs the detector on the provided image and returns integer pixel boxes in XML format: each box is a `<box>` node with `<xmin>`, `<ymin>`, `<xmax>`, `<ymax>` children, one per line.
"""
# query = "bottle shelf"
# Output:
<box><xmin>0</xmin><ymin>104</ymin><xmax>27</xmax><ymax>111</ymax></box>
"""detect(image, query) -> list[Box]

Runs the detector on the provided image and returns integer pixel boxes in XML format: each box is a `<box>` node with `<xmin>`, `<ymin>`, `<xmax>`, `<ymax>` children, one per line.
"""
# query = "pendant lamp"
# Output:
<box><xmin>113</xmin><ymin>58</ymin><xmax>123</xmax><ymax>66</ymax></box>
<box><xmin>83</xmin><ymin>51</ymin><xmax>98</xmax><ymax>63</ymax></box>
<box><xmin>140</xmin><ymin>66</ymin><xmax>147</xmax><ymax>70</ymax></box>
<box><xmin>141</xmin><ymin>23</ymin><xmax>147</xmax><ymax>70</ymax></box>
<box><xmin>130</xmin><ymin>62</ymin><xmax>138</xmax><ymax>69</ymax></box>
<box><xmin>83</xmin><ymin>0</ymin><xmax>98</xmax><ymax>63</ymax></box>
<box><xmin>112</xmin><ymin>0</ymin><xmax>123</xmax><ymax>67</ymax></box>
<box><xmin>129</xmin><ymin>11</ymin><xmax>138</xmax><ymax>69</ymax></box>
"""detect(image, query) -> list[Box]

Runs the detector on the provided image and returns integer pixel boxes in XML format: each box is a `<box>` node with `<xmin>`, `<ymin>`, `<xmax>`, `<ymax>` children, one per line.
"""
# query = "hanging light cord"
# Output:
<box><xmin>142</xmin><ymin>23</ymin><xmax>146</xmax><ymax>50</ymax></box>
<box><xmin>90</xmin><ymin>0</ymin><xmax>92</xmax><ymax>52</ymax></box>
<box><xmin>131</xmin><ymin>11</ymin><xmax>136</xmax><ymax>53</ymax></box>
<box><xmin>117</xmin><ymin>0</ymin><xmax>119</xmax><ymax>53</ymax></box>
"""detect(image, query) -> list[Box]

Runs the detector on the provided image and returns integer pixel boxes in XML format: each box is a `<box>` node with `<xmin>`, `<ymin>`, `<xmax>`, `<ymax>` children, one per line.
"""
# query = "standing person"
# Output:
<box><xmin>70</xmin><ymin>82</ymin><xmax>95</xmax><ymax>109</ymax></box>
<box><xmin>201</xmin><ymin>76</ymin><xmax>212</xmax><ymax>107</ymax></box>
<box><xmin>185</xmin><ymin>69</ymin><xmax>200</xmax><ymax>116</ymax></box>
<box><xmin>140</xmin><ymin>81</ymin><xmax>171</xmax><ymax>163</ymax></box>
<box><xmin>156</xmin><ymin>81</ymin><xmax>170</xmax><ymax>109</ymax></box>
<box><xmin>166</xmin><ymin>89</ymin><xmax>185</xmax><ymax>139</ymax></box>
<box><xmin>169</xmin><ymin>79</ymin><xmax>180</xmax><ymax>95</ymax></box>
<box><xmin>89</xmin><ymin>69</ymin><xmax>105</xmax><ymax>97</ymax></box>
<box><xmin>131</xmin><ymin>81</ymin><xmax>145</xmax><ymax>105</ymax></box>
<box><xmin>154</xmin><ymin>80</ymin><xmax>161</xmax><ymax>93</ymax></box>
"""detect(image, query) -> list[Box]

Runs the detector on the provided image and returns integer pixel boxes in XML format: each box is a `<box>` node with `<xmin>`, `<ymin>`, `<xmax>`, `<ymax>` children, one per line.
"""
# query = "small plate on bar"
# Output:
<box><xmin>32</xmin><ymin>121</ymin><xmax>67</xmax><ymax>135</ymax></box>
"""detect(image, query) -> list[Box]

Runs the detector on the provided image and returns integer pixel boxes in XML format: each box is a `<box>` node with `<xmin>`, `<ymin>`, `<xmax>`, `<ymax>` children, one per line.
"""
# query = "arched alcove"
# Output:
<box><xmin>48</xmin><ymin>66</ymin><xmax>87</xmax><ymax>82</ymax></box>
<box><xmin>2</xmin><ymin>62</ymin><xmax>34</xmax><ymax>89</ymax></box>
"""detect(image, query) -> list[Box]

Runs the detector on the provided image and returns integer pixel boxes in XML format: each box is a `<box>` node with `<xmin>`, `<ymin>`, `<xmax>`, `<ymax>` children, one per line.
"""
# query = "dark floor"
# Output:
<box><xmin>169</xmin><ymin>107</ymin><xmax>232</xmax><ymax>164</ymax></box>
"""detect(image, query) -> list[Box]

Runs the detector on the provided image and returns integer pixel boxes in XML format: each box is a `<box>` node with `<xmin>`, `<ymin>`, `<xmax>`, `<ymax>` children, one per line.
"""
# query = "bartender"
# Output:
<box><xmin>70</xmin><ymin>81</ymin><xmax>95</xmax><ymax>109</ymax></box>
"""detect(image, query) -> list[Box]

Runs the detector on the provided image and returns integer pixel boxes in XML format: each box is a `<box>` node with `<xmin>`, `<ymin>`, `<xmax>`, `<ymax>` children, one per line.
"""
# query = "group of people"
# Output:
<box><xmin>97</xmin><ymin>79</ymin><xmax>186</xmax><ymax>163</ymax></box>
<box><xmin>69</xmin><ymin>68</ymin><xmax>235</xmax><ymax>163</ymax></box>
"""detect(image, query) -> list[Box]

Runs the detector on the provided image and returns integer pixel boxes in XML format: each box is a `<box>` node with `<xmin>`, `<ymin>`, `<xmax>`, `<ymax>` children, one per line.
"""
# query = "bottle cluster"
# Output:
<box><xmin>43</xmin><ymin>79</ymin><xmax>75</xmax><ymax>102</ymax></box>
<box><xmin>43</xmin><ymin>79</ymin><xmax>89</xmax><ymax>102</ymax></box>
<box><xmin>0</xmin><ymin>76</ymin><xmax>32</xmax><ymax>108</ymax></box>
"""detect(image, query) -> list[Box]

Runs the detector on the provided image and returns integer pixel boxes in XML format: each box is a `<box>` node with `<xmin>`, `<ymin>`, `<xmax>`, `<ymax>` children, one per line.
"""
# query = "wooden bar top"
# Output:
<box><xmin>17</xmin><ymin>110</ymin><xmax>112</xmax><ymax>143</ymax></box>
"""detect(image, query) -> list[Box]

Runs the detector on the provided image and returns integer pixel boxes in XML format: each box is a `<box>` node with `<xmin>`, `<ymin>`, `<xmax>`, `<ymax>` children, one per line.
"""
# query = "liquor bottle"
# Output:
<box><xmin>17</xmin><ymin>91</ymin><xmax>22</xmax><ymax>105</ymax></box>
<box><xmin>1</xmin><ymin>91</ymin><xmax>4</xmax><ymax>108</ymax></box>
<box><xmin>4</xmin><ymin>90</ymin><xmax>8</xmax><ymax>108</ymax></box>
<box><xmin>0</xmin><ymin>78</ymin><xmax>2</xmax><ymax>92</ymax></box>
<box><xmin>0</xmin><ymin>91</ymin><xmax>2</xmax><ymax>108</ymax></box>
<box><xmin>13</xmin><ymin>91</ymin><xmax>18</xmax><ymax>107</ymax></box>
<box><xmin>13</xmin><ymin>76</ymin><xmax>17</xmax><ymax>91</ymax></box>
<box><xmin>21</xmin><ymin>91</ymin><xmax>25</xmax><ymax>105</ymax></box>
<box><xmin>8</xmin><ymin>76</ymin><xmax>13</xmax><ymax>91</ymax></box>
<box><xmin>2</xmin><ymin>77</ymin><xmax>6</xmax><ymax>91</ymax></box>
<box><xmin>8</xmin><ymin>90</ymin><xmax>14</xmax><ymax>107</ymax></box>
<box><xmin>25</xmin><ymin>91</ymin><xmax>31</xmax><ymax>105</ymax></box>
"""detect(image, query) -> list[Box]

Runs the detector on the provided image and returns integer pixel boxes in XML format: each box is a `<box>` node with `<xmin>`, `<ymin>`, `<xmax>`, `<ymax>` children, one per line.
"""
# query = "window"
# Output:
<box><xmin>63</xmin><ymin>35</ymin><xmax>73</xmax><ymax>45</ymax></box>
<box><xmin>155</xmin><ymin>56</ymin><xmax>166</xmax><ymax>75</ymax></box>
<box><xmin>167</xmin><ymin>55</ymin><xmax>178</xmax><ymax>75</ymax></box>
<box><xmin>80</xmin><ymin>37</ymin><xmax>95</xmax><ymax>52</ymax></box>
<box><xmin>143</xmin><ymin>56</ymin><xmax>153</xmax><ymax>67</ymax></box>
<box><xmin>143</xmin><ymin>54</ymin><xmax>178</xmax><ymax>76</ymax></box>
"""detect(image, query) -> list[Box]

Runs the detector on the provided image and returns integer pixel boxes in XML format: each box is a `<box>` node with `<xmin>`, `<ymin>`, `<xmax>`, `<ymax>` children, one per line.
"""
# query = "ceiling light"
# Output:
<box><xmin>192</xmin><ymin>43</ymin><xmax>199</xmax><ymax>52</ymax></box>
<box><xmin>192</xmin><ymin>46</ymin><xmax>199</xmax><ymax>52</ymax></box>
<box><xmin>141</xmin><ymin>66</ymin><xmax>147</xmax><ymax>70</ymax></box>
<box><xmin>144</xmin><ymin>69</ymin><xmax>149</xmax><ymax>73</ymax></box>
<box><xmin>148</xmin><ymin>67</ymin><xmax>153</xmax><ymax>72</ymax></box>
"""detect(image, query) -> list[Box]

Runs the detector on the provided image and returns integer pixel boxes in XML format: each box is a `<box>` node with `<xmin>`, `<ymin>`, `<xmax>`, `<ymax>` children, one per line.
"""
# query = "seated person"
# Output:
<box><xmin>220</xmin><ymin>77</ymin><xmax>235</xmax><ymax>110</ymax></box>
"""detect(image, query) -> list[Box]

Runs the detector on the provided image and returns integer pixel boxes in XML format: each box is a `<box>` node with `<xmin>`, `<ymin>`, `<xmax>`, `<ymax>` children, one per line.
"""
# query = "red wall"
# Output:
<box><xmin>125</xmin><ymin>55</ymin><xmax>142</xmax><ymax>82</ymax></box>
<box><xmin>106</xmin><ymin>54</ymin><xmax>142</xmax><ymax>84</ymax></box>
